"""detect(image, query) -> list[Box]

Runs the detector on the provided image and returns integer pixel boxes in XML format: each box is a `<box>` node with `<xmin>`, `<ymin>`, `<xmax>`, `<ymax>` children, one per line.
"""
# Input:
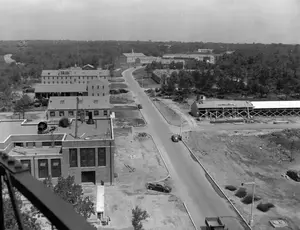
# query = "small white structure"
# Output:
<box><xmin>96</xmin><ymin>185</ymin><xmax>105</xmax><ymax>220</ymax></box>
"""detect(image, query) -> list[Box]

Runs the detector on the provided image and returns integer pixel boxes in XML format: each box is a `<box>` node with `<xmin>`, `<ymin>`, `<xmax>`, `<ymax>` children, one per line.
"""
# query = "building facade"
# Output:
<box><xmin>35</xmin><ymin>84</ymin><xmax>88</xmax><ymax>99</ymax></box>
<box><xmin>0</xmin><ymin>118</ymin><xmax>115</xmax><ymax>184</ymax></box>
<box><xmin>87</xmin><ymin>80</ymin><xmax>110</xmax><ymax>97</ymax></box>
<box><xmin>46</xmin><ymin>96</ymin><xmax>111</xmax><ymax>120</ymax></box>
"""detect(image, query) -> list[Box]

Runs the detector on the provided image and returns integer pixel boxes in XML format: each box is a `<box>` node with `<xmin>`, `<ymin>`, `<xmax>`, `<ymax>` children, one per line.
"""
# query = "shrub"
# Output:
<box><xmin>235</xmin><ymin>187</ymin><xmax>247</xmax><ymax>198</ymax></box>
<box><xmin>257</xmin><ymin>202</ymin><xmax>275</xmax><ymax>212</ymax></box>
<box><xmin>241</xmin><ymin>194</ymin><xmax>261</xmax><ymax>204</ymax></box>
<box><xmin>225</xmin><ymin>185</ymin><xmax>237</xmax><ymax>191</ymax></box>
<box><xmin>59</xmin><ymin>117</ymin><xmax>70</xmax><ymax>128</ymax></box>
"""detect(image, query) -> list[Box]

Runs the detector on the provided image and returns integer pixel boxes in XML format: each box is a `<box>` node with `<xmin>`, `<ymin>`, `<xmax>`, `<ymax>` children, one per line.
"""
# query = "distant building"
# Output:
<box><xmin>119</xmin><ymin>50</ymin><xmax>146</xmax><ymax>67</ymax></box>
<box><xmin>197</xmin><ymin>49</ymin><xmax>213</xmax><ymax>53</ymax></box>
<box><xmin>87</xmin><ymin>79</ymin><xmax>110</xmax><ymax>97</ymax></box>
<box><xmin>0</xmin><ymin>117</ymin><xmax>115</xmax><ymax>184</ymax></box>
<box><xmin>46</xmin><ymin>96</ymin><xmax>111</xmax><ymax>119</ymax></box>
<box><xmin>163</xmin><ymin>53</ymin><xmax>218</xmax><ymax>64</ymax></box>
<box><xmin>41</xmin><ymin>68</ymin><xmax>109</xmax><ymax>84</ymax></box>
<box><xmin>82</xmin><ymin>64</ymin><xmax>95</xmax><ymax>70</ymax></box>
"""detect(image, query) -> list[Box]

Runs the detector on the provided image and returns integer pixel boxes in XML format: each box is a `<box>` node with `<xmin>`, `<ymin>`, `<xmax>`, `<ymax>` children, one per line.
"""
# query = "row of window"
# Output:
<box><xmin>44</xmin><ymin>81</ymin><xmax>90</xmax><ymax>84</ymax></box>
<box><xmin>91</xmin><ymin>93</ymin><xmax>105</xmax><ymax>96</ymax></box>
<box><xmin>49</xmin><ymin>110</ymin><xmax>108</xmax><ymax>117</ymax></box>
<box><xmin>14</xmin><ymin>141</ymin><xmax>62</xmax><ymax>147</ymax></box>
<box><xmin>44</xmin><ymin>76</ymin><xmax>98</xmax><ymax>80</ymax></box>
<box><xmin>20</xmin><ymin>158</ymin><xmax>61</xmax><ymax>179</ymax></box>
<box><xmin>91</xmin><ymin>85</ymin><xmax>105</xmax><ymax>89</ymax></box>
<box><xmin>69</xmin><ymin>148</ymin><xmax>106</xmax><ymax>167</ymax></box>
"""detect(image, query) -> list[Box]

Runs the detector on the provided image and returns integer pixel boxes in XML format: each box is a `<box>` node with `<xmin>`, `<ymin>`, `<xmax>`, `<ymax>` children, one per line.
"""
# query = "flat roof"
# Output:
<box><xmin>0</xmin><ymin>119</ymin><xmax>113</xmax><ymax>144</ymax></box>
<box><xmin>251</xmin><ymin>101</ymin><xmax>300</xmax><ymax>109</ymax></box>
<box><xmin>0</xmin><ymin>121</ymin><xmax>38</xmax><ymax>142</ymax></box>
<box><xmin>35</xmin><ymin>84</ymin><xmax>87</xmax><ymax>93</ymax></box>
<box><xmin>59</xmin><ymin>119</ymin><xmax>112</xmax><ymax>141</ymax></box>
<box><xmin>196</xmin><ymin>100</ymin><xmax>253</xmax><ymax>109</ymax></box>
<box><xmin>48</xmin><ymin>96</ymin><xmax>111</xmax><ymax>110</ymax></box>
<box><xmin>8</xmin><ymin>146</ymin><xmax>61</xmax><ymax>157</ymax></box>
<box><xmin>42</xmin><ymin>69</ymin><xmax>109</xmax><ymax>77</ymax></box>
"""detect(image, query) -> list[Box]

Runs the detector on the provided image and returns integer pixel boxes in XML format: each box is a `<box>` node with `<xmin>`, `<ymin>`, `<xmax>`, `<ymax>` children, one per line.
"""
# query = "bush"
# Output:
<box><xmin>241</xmin><ymin>194</ymin><xmax>261</xmax><ymax>204</ymax></box>
<box><xmin>235</xmin><ymin>187</ymin><xmax>247</xmax><ymax>198</ymax></box>
<box><xmin>257</xmin><ymin>202</ymin><xmax>275</xmax><ymax>212</ymax></box>
<box><xmin>225</xmin><ymin>185</ymin><xmax>237</xmax><ymax>191</ymax></box>
<box><xmin>59</xmin><ymin>117</ymin><xmax>70</xmax><ymax>128</ymax></box>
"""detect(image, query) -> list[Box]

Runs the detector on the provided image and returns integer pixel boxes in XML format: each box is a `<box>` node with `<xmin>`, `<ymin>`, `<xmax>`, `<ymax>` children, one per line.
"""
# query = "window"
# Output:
<box><xmin>103</xmin><ymin>93</ymin><xmax>105</xmax><ymax>96</ymax></box>
<box><xmin>79</xmin><ymin>76</ymin><xmax>80</xmax><ymax>79</ymax></box>
<box><xmin>86</xmin><ymin>111</ymin><xmax>89</xmax><ymax>116</ymax></box>
<box><xmin>21</xmin><ymin>160</ymin><xmax>32</xmax><ymax>174</ymax></box>
<box><xmin>57</xmin><ymin>81</ymin><xmax>59</xmax><ymax>84</ymax></box>
<box><xmin>54</xmin><ymin>141</ymin><xmax>62</xmax><ymax>146</ymax></box>
<box><xmin>59</xmin><ymin>111</ymin><xmax>64</xmax><ymax>116</ymax></box>
<box><xmin>68</xmin><ymin>111</ymin><xmax>74</xmax><ymax>116</ymax></box>
<box><xmin>92</xmin><ymin>85</ymin><xmax>94</xmax><ymax>89</ymax></box>
<box><xmin>103</xmin><ymin>110</ymin><xmax>108</xmax><ymax>116</ymax></box>
<box><xmin>94</xmin><ymin>110</ymin><xmax>99</xmax><ymax>116</ymax></box>
<box><xmin>97</xmin><ymin>85</ymin><xmax>99</xmax><ymax>89</ymax></box>
<box><xmin>92</xmin><ymin>93</ymin><xmax>94</xmax><ymax>96</ymax></box>
<box><xmin>79</xmin><ymin>81</ymin><xmax>80</xmax><ymax>84</ymax></box>
<box><xmin>80</xmin><ymin>148</ymin><xmax>95</xmax><ymax>167</ymax></box>
<box><xmin>97</xmin><ymin>93</ymin><xmax>99</xmax><ymax>96</ymax></box>
<box><xmin>98</xmin><ymin>148</ymin><xmax>106</xmax><ymax>166</ymax></box>
<box><xmin>51</xmin><ymin>159</ymin><xmax>61</xmax><ymax>177</ymax></box>
<box><xmin>50</xmin><ymin>111</ymin><xmax>55</xmax><ymax>117</ymax></box>
<box><xmin>38</xmin><ymin>159</ymin><xmax>48</xmax><ymax>178</ymax></box>
<box><xmin>53</xmin><ymin>81</ymin><xmax>54</xmax><ymax>84</ymax></box>
<box><xmin>61</xmin><ymin>81</ymin><xmax>63</xmax><ymax>84</ymax></box>
<box><xmin>69</xmin><ymin>149</ymin><xmax>78</xmax><ymax>167</ymax></box>
<box><xmin>14</xmin><ymin>142</ymin><xmax>24</xmax><ymax>147</ymax></box>
<box><xmin>42</xmin><ymin>142</ymin><xmax>52</xmax><ymax>146</ymax></box>
<box><xmin>102</xmin><ymin>85</ymin><xmax>104</xmax><ymax>89</ymax></box>
<box><xmin>60</xmin><ymin>100</ymin><xmax>65</xmax><ymax>104</ymax></box>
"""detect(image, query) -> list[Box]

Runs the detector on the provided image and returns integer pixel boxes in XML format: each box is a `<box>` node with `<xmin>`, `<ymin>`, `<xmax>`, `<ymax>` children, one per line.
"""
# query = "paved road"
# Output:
<box><xmin>124</xmin><ymin>68</ymin><xmax>247</xmax><ymax>230</ymax></box>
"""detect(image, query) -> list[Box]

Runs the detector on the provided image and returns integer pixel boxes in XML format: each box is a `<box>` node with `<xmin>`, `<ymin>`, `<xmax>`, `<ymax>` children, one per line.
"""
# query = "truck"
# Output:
<box><xmin>205</xmin><ymin>217</ymin><xmax>226</xmax><ymax>230</ymax></box>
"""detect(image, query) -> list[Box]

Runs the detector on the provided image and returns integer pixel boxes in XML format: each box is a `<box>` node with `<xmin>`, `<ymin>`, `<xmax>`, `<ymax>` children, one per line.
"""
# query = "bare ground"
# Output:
<box><xmin>183</xmin><ymin>129</ymin><xmax>300</xmax><ymax>230</ymax></box>
<box><xmin>105</xmin><ymin>133</ymin><xmax>194</xmax><ymax>230</ymax></box>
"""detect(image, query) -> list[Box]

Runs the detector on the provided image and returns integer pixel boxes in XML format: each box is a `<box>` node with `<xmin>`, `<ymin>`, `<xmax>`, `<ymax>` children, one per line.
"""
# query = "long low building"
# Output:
<box><xmin>191</xmin><ymin>100</ymin><xmax>300</xmax><ymax>119</ymax></box>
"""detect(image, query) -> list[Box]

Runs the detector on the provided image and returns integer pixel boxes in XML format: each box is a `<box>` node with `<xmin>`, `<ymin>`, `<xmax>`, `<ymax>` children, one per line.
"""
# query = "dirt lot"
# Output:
<box><xmin>132</xmin><ymin>68</ymin><xmax>160</xmax><ymax>88</ymax></box>
<box><xmin>152</xmin><ymin>99</ymin><xmax>187</xmax><ymax>127</ymax></box>
<box><xmin>109</xmin><ymin>77</ymin><xmax>125</xmax><ymax>83</ymax></box>
<box><xmin>110</xmin><ymin>92</ymin><xmax>135</xmax><ymax>104</ymax></box>
<box><xmin>112</xmin><ymin>107</ymin><xmax>146</xmax><ymax>127</ymax></box>
<box><xmin>183</xmin><ymin>128</ymin><xmax>300</xmax><ymax>230</ymax></box>
<box><xmin>105</xmin><ymin>133</ymin><xmax>194</xmax><ymax>230</ymax></box>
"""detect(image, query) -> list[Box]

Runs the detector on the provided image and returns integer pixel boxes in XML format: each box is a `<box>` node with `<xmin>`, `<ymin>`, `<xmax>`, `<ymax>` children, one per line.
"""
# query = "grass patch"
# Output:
<box><xmin>225</xmin><ymin>185</ymin><xmax>237</xmax><ymax>191</ymax></box>
<box><xmin>154</xmin><ymin>100</ymin><xmax>182</xmax><ymax>126</ymax></box>
<box><xmin>109</xmin><ymin>83</ymin><xmax>128</xmax><ymax>89</ymax></box>
<box><xmin>110</xmin><ymin>96</ymin><xmax>134</xmax><ymax>104</ymax></box>
<box><xmin>257</xmin><ymin>202</ymin><xmax>275</xmax><ymax>212</ymax></box>
<box><xmin>235</xmin><ymin>187</ymin><xmax>247</xmax><ymax>198</ymax></box>
<box><xmin>241</xmin><ymin>194</ymin><xmax>262</xmax><ymax>204</ymax></box>
<box><xmin>108</xmin><ymin>78</ymin><xmax>125</xmax><ymax>83</ymax></box>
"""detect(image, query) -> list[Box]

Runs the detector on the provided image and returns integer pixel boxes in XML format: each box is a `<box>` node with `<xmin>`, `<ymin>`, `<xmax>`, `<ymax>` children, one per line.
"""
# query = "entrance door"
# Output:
<box><xmin>81</xmin><ymin>171</ymin><xmax>96</xmax><ymax>184</ymax></box>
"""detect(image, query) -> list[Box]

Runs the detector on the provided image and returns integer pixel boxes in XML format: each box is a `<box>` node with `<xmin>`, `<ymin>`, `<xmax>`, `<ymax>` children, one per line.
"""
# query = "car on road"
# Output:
<box><xmin>146</xmin><ymin>182</ymin><xmax>172</xmax><ymax>193</ymax></box>
<box><xmin>171</xmin><ymin>134</ymin><xmax>182</xmax><ymax>142</ymax></box>
<box><xmin>205</xmin><ymin>217</ymin><xmax>226</xmax><ymax>230</ymax></box>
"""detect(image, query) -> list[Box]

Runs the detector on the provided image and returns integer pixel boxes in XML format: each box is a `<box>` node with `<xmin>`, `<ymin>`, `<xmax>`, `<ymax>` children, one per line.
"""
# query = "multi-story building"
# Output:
<box><xmin>41</xmin><ymin>68</ymin><xmax>109</xmax><ymax>85</ymax></box>
<box><xmin>0</xmin><ymin>117</ymin><xmax>115</xmax><ymax>184</ymax></box>
<box><xmin>197</xmin><ymin>49</ymin><xmax>214</xmax><ymax>53</ymax></box>
<box><xmin>163</xmin><ymin>53</ymin><xmax>218</xmax><ymax>64</ymax></box>
<box><xmin>46</xmin><ymin>96</ymin><xmax>111</xmax><ymax>120</ymax></box>
<box><xmin>87</xmin><ymin>80</ymin><xmax>110</xmax><ymax>97</ymax></box>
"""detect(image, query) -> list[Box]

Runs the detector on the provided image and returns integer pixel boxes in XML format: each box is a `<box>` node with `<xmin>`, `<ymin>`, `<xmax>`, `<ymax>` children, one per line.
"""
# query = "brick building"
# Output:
<box><xmin>0</xmin><ymin>117</ymin><xmax>115</xmax><ymax>184</ymax></box>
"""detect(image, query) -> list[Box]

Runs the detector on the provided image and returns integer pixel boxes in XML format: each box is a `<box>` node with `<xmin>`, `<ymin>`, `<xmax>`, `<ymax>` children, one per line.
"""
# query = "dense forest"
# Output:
<box><xmin>0</xmin><ymin>40</ymin><xmax>300</xmax><ymax>100</ymax></box>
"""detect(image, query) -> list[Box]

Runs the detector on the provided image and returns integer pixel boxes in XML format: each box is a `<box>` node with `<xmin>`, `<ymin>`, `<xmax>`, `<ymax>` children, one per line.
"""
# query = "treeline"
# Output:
<box><xmin>156</xmin><ymin>50</ymin><xmax>300</xmax><ymax>100</ymax></box>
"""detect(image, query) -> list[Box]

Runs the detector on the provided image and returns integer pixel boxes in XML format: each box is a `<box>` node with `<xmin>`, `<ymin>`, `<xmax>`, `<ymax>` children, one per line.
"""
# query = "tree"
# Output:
<box><xmin>3</xmin><ymin>189</ymin><xmax>41</xmax><ymax>230</ymax></box>
<box><xmin>32</xmin><ymin>176</ymin><xmax>95</xmax><ymax>220</ymax></box>
<box><xmin>14</xmin><ymin>94</ymin><xmax>32</xmax><ymax>119</ymax></box>
<box><xmin>132</xmin><ymin>206</ymin><xmax>149</xmax><ymax>230</ymax></box>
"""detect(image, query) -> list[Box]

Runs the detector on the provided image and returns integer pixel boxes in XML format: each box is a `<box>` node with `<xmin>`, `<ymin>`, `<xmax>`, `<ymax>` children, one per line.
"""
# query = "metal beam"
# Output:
<box><xmin>0</xmin><ymin>153</ymin><xmax>96</xmax><ymax>230</ymax></box>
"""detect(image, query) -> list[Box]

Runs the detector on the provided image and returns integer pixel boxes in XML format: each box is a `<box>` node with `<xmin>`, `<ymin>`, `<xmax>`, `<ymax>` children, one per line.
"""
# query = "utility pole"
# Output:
<box><xmin>241</xmin><ymin>179</ymin><xmax>256</xmax><ymax>227</ymax></box>
<box><xmin>179</xmin><ymin>115</ymin><xmax>182</xmax><ymax>136</ymax></box>
<box><xmin>75</xmin><ymin>96</ymin><xmax>79</xmax><ymax>139</ymax></box>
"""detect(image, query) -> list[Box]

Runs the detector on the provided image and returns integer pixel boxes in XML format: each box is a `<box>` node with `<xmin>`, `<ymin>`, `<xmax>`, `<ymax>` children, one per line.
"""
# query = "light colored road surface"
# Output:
<box><xmin>124</xmin><ymin>68</ymin><xmax>247</xmax><ymax>230</ymax></box>
<box><xmin>3</xmin><ymin>54</ymin><xmax>16</xmax><ymax>64</ymax></box>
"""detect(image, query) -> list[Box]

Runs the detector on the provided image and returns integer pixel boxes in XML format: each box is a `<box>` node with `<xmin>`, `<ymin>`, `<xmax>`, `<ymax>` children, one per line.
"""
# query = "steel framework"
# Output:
<box><xmin>0</xmin><ymin>151</ymin><xmax>96</xmax><ymax>230</ymax></box>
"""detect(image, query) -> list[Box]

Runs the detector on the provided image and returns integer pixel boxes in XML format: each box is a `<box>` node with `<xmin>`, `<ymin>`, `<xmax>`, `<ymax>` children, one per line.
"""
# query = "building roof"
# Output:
<box><xmin>196</xmin><ymin>100</ymin><xmax>253</xmax><ymax>109</ymax></box>
<box><xmin>8</xmin><ymin>146</ymin><xmax>62</xmax><ymax>157</ymax></box>
<box><xmin>0</xmin><ymin>121</ymin><xmax>39</xmax><ymax>142</ymax></box>
<box><xmin>35</xmin><ymin>84</ymin><xmax>87</xmax><ymax>93</ymax></box>
<box><xmin>82</xmin><ymin>64</ymin><xmax>95</xmax><ymax>69</ymax></box>
<box><xmin>251</xmin><ymin>101</ymin><xmax>300</xmax><ymax>109</ymax></box>
<box><xmin>123</xmin><ymin>53</ymin><xmax>146</xmax><ymax>58</ymax></box>
<box><xmin>47</xmin><ymin>96</ymin><xmax>111</xmax><ymax>110</ymax></box>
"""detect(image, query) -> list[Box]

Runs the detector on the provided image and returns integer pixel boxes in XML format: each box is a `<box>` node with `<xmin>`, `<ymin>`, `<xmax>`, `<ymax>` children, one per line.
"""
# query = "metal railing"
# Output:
<box><xmin>0</xmin><ymin>151</ymin><xmax>96</xmax><ymax>230</ymax></box>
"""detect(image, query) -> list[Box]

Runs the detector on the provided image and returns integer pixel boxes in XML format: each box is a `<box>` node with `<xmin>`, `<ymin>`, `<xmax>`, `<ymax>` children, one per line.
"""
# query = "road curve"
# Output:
<box><xmin>123</xmin><ymin>68</ymin><xmax>246</xmax><ymax>230</ymax></box>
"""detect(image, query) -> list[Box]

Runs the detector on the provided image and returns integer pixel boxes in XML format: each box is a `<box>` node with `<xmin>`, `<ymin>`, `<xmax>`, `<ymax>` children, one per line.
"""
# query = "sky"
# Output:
<box><xmin>0</xmin><ymin>0</ymin><xmax>299</xmax><ymax>44</ymax></box>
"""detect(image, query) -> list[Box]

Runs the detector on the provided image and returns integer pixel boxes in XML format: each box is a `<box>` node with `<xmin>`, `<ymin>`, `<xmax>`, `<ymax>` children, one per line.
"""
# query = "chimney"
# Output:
<box><xmin>86</xmin><ymin>111</ymin><xmax>94</xmax><ymax>125</ymax></box>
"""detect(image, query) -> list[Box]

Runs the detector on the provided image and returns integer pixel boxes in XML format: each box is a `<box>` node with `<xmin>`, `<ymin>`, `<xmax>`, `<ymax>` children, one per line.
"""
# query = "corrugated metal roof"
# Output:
<box><xmin>197</xmin><ymin>100</ymin><xmax>253</xmax><ymax>109</ymax></box>
<box><xmin>48</xmin><ymin>96</ymin><xmax>111</xmax><ymax>110</ymax></box>
<box><xmin>35</xmin><ymin>84</ymin><xmax>87</xmax><ymax>93</ymax></box>
<box><xmin>251</xmin><ymin>101</ymin><xmax>300</xmax><ymax>109</ymax></box>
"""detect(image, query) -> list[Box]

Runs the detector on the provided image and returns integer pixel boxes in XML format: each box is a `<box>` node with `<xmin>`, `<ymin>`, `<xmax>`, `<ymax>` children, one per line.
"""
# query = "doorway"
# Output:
<box><xmin>81</xmin><ymin>171</ymin><xmax>96</xmax><ymax>184</ymax></box>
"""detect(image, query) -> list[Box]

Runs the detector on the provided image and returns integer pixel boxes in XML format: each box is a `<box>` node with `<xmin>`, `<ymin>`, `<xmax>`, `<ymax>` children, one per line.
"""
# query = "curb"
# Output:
<box><xmin>151</xmin><ymin>98</ymin><xmax>181</xmax><ymax>127</ymax></box>
<box><xmin>181</xmin><ymin>138</ymin><xmax>252</xmax><ymax>230</ymax></box>
<box><xmin>183</xmin><ymin>202</ymin><xmax>198</xmax><ymax>230</ymax></box>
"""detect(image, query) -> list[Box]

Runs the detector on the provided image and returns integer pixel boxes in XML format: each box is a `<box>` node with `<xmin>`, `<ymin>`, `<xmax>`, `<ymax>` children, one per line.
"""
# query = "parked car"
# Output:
<box><xmin>146</xmin><ymin>182</ymin><xmax>172</xmax><ymax>193</ymax></box>
<box><xmin>137</xmin><ymin>104</ymin><xmax>143</xmax><ymax>109</ymax></box>
<box><xmin>205</xmin><ymin>217</ymin><xmax>226</xmax><ymax>230</ymax></box>
<box><xmin>171</xmin><ymin>134</ymin><xmax>182</xmax><ymax>142</ymax></box>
